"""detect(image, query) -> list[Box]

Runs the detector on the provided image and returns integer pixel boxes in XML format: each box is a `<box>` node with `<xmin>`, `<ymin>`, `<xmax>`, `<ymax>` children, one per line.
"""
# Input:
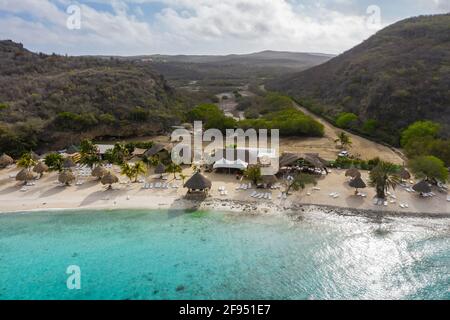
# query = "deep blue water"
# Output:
<box><xmin>0</xmin><ymin>209</ymin><xmax>449</xmax><ymax>300</ymax></box>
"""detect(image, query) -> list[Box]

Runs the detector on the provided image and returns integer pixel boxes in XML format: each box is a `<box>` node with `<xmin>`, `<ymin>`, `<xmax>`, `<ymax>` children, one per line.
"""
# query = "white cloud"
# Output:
<box><xmin>0</xmin><ymin>0</ymin><xmax>447</xmax><ymax>55</ymax></box>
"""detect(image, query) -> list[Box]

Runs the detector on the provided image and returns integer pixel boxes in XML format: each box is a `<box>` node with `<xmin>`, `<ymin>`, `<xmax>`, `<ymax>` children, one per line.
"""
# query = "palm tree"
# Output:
<box><xmin>120</xmin><ymin>162</ymin><xmax>146</xmax><ymax>183</ymax></box>
<box><xmin>285</xmin><ymin>173</ymin><xmax>317</xmax><ymax>195</ymax></box>
<box><xmin>369</xmin><ymin>161</ymin><xmax>401</xmax><ymax>199</ymax></box>
<box><xmin>17</xmin><ymin>152</ymin><xmax>37</xmax><ymax>170</ymax></box>
<box><xmin>132</xmin><ymin>162</ymin><xmax>147</xmax><ymax>182</ymax></box>
<box><xmin>44</xmin><ymin>153</ymin><xmax>64</xmax><ymax>172</ymax></box>
<box><xmin>335</xmin><ymin>132</ymin><xmax>352</xmax><ymax>149</ymax></box>
<box><xmin>166</xmin><ymin>162</ymin><xmax>182</xmax><ymax>179</ymax></box>
<box><xmin>244</xmin><ymin>165</ymin><xmax>262</xmax><ymax>185</ymax></box>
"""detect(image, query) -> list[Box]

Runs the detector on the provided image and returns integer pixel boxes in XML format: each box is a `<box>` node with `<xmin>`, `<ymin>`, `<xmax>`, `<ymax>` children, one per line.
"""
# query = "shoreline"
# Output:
<box><xmin>1</xmin><ymin>198</ymin><xmax>449</xmax><ymax>220</ymax></box>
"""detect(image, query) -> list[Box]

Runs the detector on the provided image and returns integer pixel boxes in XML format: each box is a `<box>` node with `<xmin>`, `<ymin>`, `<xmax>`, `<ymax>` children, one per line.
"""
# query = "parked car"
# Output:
<box><xmin>338</xmin><ymin>151</ymin><xmax>350</xmax><ymax>157</ymax></box>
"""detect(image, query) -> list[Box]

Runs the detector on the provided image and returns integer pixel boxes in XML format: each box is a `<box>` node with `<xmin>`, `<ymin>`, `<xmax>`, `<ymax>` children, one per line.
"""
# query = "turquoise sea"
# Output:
<box><xmin>0</xmin><ymin>209</ymin><xmax>449</xmax><ymax>300</ymax></box>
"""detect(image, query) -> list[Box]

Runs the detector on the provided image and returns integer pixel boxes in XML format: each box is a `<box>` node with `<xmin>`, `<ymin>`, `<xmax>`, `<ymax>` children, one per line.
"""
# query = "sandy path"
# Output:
<box><xmin>292</xmin><ymin>102</ymin><xmax>406</xmax><ymax>164</ymax></box>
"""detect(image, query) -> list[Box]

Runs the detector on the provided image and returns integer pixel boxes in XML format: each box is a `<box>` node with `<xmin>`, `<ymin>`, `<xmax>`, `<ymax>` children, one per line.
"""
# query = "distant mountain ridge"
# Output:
<box><xmin>268</xmin><ymin>14</ymin><xmax>450</xmax><ymax>145</ymax></box>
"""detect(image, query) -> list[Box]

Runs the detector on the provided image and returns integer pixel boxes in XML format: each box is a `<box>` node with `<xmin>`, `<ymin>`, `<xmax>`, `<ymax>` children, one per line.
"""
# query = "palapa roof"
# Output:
<box><xmin>16</xmin><ymin>169</ymin><xmax>35</xmax><ymax>181</ymax></box>
<box><xmin>184</xmin><ymin>172</ymin><xmax>212</xmax><ymax>190</ymax></box>
<box><xmin>101</xmin><ymin>172</ymin><xmax>119</xmax><ymax>185</ymax></box>
<box><xmin>33</xmin><ymin>162</ymin><xmax>49</xmax><ymax>174</ymax></box>
<box><xmin>303</xmin><ymin>153</ymin><xmax>326</xmax><ymax>169</ymax></box>
<box><xmin>132</xmin><ymin>148</ymin><xmax>147</xmax><ymax>156</ymax></box>
<box><xmin>30</xmin><ymin>151</ymin><xmax>40</xmax><ymax>161</ymax></box>
<box><xmin>0</xmin><ymin>154</ymin><xmax>14</xmax><ymax>167</ymax></box>
<box><xmin>58</xmin><ymin>170</ymin><xmax>76</xmax><ymax>185</ymax></box>
<box><xmin>63</xmin><ymin>158</ymin><xmax>76</xmax><ymax>168</ymax></box>
<box><xmin>154</xmin><ymin>163</ymin><xmax>166</xmax><ymax>174</ymax></box>
<box><xmin>262</xmin><ymin>175</ymin><xmax>278</xmax><ymax>185</ymax></box>
<box><xmin>413</xmin><ymin>180</ymin><xmax>432</xmax><ymax>194</ymax></box>
<box><xmin>92</xmin><ymin>166</ymin><xmax>108</xmax><ymax>178</ymax></box>
<box><xmin>349</xmin><ymin>176</ymin><xmax>366</xmax><ymax>189</ymax></box>
<box><xmin>345</xmin><ymin>167</ymin><xmax>361</xmax><ymax>178</ymax></box>
<box><xmin>400</xmin><ymin>168</ymin><xmax>411</xmax><ymax>180</ymax></box>
<box><xmin>144</xmin><ymin>143</ymin><xmax>172</xmax><ymax>157</ymax></box>
<box><xmin>279</xmin><ymin>153</ymin><xmax>301</xmax><ymax>167</ymax></box>
<box><xmin>66</xmin><ymin>145</ymin><xmax>80</xmax><ymax>155</ymax></box>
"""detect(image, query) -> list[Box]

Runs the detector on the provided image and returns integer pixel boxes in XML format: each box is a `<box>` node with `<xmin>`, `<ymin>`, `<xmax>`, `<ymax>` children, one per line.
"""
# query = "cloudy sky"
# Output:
<box><xmin>0</xmin><ymin>0</ymin><xmax>448</xmax><ymax>56</ymax></box>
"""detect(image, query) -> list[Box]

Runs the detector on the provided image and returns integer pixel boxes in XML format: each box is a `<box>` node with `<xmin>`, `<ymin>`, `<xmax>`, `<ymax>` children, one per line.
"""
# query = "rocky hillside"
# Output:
<box><xmin>0</xmin><ymin>40</ymin><xmax>191</xmax><ymax>156</ymax></box>
<box><xmin>269</xmin><ymin>14</ymin><xmax>450</xmax><ymax>145</ymax></box>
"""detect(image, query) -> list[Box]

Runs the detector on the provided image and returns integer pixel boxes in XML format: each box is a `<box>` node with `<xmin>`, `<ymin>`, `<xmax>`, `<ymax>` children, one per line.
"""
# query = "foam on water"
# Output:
<box><xmin>0</xmin><ymin>209</ymin><xmax>448</xmax><ymax>300</ymax></box>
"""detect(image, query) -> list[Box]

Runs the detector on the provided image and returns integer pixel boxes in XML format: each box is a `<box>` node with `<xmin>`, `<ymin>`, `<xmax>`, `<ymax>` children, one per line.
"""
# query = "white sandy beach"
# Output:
<box><xmin>0</xmin><ymin>165</ymin><xmax>448</xmax><ymax>217</ymax></box>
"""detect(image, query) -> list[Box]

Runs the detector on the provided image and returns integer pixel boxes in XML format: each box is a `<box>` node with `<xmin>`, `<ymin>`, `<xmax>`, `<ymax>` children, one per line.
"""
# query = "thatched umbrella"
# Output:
<box><xmin>349</xmin><ymin>176</ymin><xmax>366</xmax><ymax>195</ymax></box>
<box><xmin>58</xmin><ymin>170</ymin><xmax>76</xmax><ymax>186</ymax></box>
<box><xmin>413</xmin><ymin>180</ymin><xmax>432</xmax><ymax>194</ymax></box>
<box><xmin>92</xmin><ymin>166</ymin><xmax>108</xmax><ymax>180</ymax></box>
<box><xmin>399</xmin><ymin>168</ymin><xmax>411</xmax><ymax>180</ymax></box>
<box><xmin>33</xmin><ymin>162</ymin><xmax>49</xmax><ymax>178</ymax></box>
<box><xmin>184</xmin><ymin>172</ymin><xmax>212</xmax><ymax>192</ymax></box>
<box><xmin>63</xmin><ymin>158</ymin><xmax>76</xmax><ymax>169</ymax></box>
<box><xmin>345</xmin><ymin>167</ymin><xmax>361</xmax><ymax>179</ymax></box>
<box><xmin>0</xmin><ymin>154</ymin><xmax>14</xmax><ymax>168</ymax></box>
<box><xmin>154</xmin><ymin>163</ymin><xmax>166</xmax><ymax>177</ymax></box>
<box><xmin>262</xmin><ymin>175</ymin><xmax>278</xmax><ymax>187</ymax></box>
<box><xmin>30</xmin><ymin>151</ymin><xmax>40</xmax><ymax>161</ymax></box>
<box><xmin>101</xmin><ymin>172</ymin><xmax>119</xmax><ymax>189</ymax></box>
<box><xmin>16</xmin><ymin>169</ymin><xmax>35</xmax><ymax>185</ymax></box>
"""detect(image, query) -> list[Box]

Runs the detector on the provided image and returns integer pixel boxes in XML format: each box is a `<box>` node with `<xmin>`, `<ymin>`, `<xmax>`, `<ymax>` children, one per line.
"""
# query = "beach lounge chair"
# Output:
<box><xmin>20</xmin><ymin>187</ymin><xmax>28</xmax><ymax>192</ymax></box>
<box><xmin>283</xmin><ymin>193</ymin><xmax>288</xmax><ymax>200</ymax></box>
<box><xmin>268</xmin><ymin>193</ymin><xmax>272</xmax><ymax>200</ymax></box>
<box><xmin>250</xmin><ymin>191</ymin><xmax>257</xmax><ymax>197</ymax></box>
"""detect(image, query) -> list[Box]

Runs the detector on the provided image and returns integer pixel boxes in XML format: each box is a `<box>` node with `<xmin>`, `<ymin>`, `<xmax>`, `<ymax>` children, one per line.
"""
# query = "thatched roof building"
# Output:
<box><xmin>413</xmin><ymin>180</ymin><xmax>432</xmax><ymax>194</ymax></box>
<box><xmin>349</xmin><ymin>176</ymin><xmax>366</xmax><ymax>189</ymax></box>
<box><xmin>345</xmin><ymin>167</ymin><xmax>361</xmax><ymax>178</ymax></box>
<box><xmin>16</xmin><ymin>169</ymin><xmax>35</xmax><ymax>183</ymax></box>
<box><xmin>400</xmin><ymin>168</ymin><xmax>411</xmax><ymax>180</ymax></box>
<box><xmin>92</xmin><ymin>166</ymin><xmax>108</xmax><ymax>179</ymax></box>
<box><xmin>58</xmin><ymin>170</ymin><xmax>76</xmax><ymax>186</ymax></box>
<box><xmin>33</xmin><ymin>162</ymin><xmax>49</xmax><ymax>175</ymax></box>
<box><xmin>0</xmin><ymin>154</ymin><xmax>14</xmax><ymax>168</ymax></box>
<box><xmin>101</xmin><ymin>172</ymin><xmax>119</xmax><ymax>188</ymax></box>
<box><xmin>279</xmin><ymin>153</ymin><xmax>301</xmax><ymax>167</ymax></box>
<box><xmin>184</xmin><ymin>172</ymin><xmax>212</xmax><ymax>191</ymax></box>
<box><xmin>154</xmin><ymin>163</ymin><xmax>166</xmax><ymax>175</ymax></box>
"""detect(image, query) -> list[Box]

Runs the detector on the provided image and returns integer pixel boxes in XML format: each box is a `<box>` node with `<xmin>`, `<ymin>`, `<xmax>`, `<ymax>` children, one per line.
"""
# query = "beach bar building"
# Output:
<box><xmin>184</xmin><ymin>172</ymin><xmax>212</xmax><ymax>194</ymax></box>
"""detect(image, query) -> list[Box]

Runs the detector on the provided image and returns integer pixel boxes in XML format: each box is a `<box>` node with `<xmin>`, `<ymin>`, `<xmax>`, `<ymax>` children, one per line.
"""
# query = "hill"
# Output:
<box><xmin>118</xmin><ymin>51</ymin><xmax>334</xmax><ymax>92</ymax></box>
<box><xmin>0</xmin><ymin>40</ymin><xmax>199</xmax><ymax>156</ymax></box>
<box><xmin>268</xmin><ymin>14</ymin><xmax>450</xmax><ymax>146</ymax></box>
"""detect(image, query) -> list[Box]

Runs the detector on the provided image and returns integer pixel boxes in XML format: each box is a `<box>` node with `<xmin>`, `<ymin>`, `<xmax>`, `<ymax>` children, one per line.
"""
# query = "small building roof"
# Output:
<box><xmin>213</xmin><ymin>158</ymin><xmax>248</xmax><ymax>170</ymax></box>
<box><xmin>132</xmin><ymin>148</ymin><xmax>147</xmax><ymax>156</ymax></box>
<box><xmin>184</xmin><ymin>172</ymin><xmax>212</xmax><ymax>190</ymax></box>
<box><xmin>96</xmin><ymin>144</ymin><xmax>114</xmax><ymax>155</ymax></box>
<box><xmin>144</xmin><ymin>143</ymin><xmax>173</xmax><ymax>157</ymax></box>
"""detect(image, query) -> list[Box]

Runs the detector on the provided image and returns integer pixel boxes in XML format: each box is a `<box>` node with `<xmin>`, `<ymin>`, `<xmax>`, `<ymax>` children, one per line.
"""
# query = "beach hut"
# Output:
<box><xmin>92</xmin><ymin>166</ymin><xmax>108</xmax><ymax>180</ymax></box>
<box><xmin>399</xmin><ymin>168</ymin><xmax>411</xmax><ymax>180</ymax></box>
<box><xmin>262</xmin><ymin>175</ymin><xmax>278</xmax><ymax>188</ymax></box>
<box><xmin>144</xmin><ymin>143</ymin><xmax>173</xmax><ymax>162</ymax></box>
<box><xmin>0</xmin><ymin>154</ymin><xmax>14</xmax><ymax>168</ymax></box>
<box><xmin>63</xmin><ymin>158</ymin><xmax>76</xmax><ymax>169</ymax></box>
<box><xmin>279</xmin><ymin>153</ymin><xmax>301</xmax><ymax>168</ymax></box>
<box><xmin>33</xmin><ymin>162</ymin><xmax>49</xmax><ymax>178</ymax></box>
<box><xmin>412</xmin><ymin>180</ymin><xmax>432</xmax><ymax>195</ymax></box>
<box><xmin>154</xmin><ymin>163</ymin><xmax>166</xmax><ymax>177</ymax></box>
<box><xmin>16</xmin><ymin>169</ymin><xmax>35</xmax><ymax>185</ymax></box>
<box><xmin>66</xmin><ymin>145</ymin><xmax>80</xmax><ymax>155</ymax></box>
<box><xmin>58</xmin><ymin>170</ymin><xmax>76</xmax><ymax>186</ymax></box>
<box><xmin>349</xmin><ymin>176</ymin><xmax>366</xmax><ymax>195</ymax></box>
<box><xmin>184</xmin><ymin>172</ymin><xmax>212</xmax><ymax>193</ymax></box>
<box><xmin>101</xmin><ymin>172</ymin><xmax>119</xmax><ymax>189</ymax></box>
<box><xmin>30</xmin><ymin>151</ymin><xmax>40</xmax><ymax>161</ymax></box>
<box><xmin>345</xmin><ymin>167</ymin><xmax>361</xmax><ymax>179</ymax></box>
